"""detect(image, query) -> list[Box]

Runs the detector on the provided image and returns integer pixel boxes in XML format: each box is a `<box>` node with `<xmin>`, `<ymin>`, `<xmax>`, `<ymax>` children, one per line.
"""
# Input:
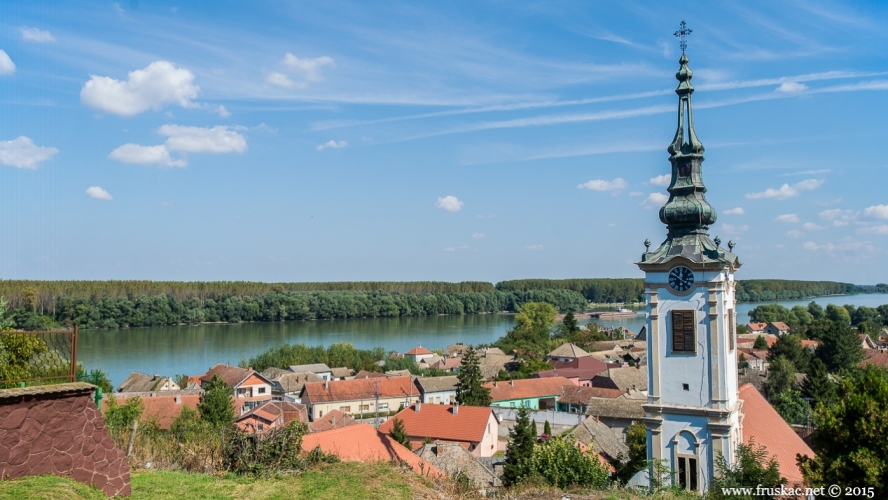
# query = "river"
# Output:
<box><xmin>79</xmin><ymin>293</ymin><xmax>888</xmax><ymax>388</ymax></box>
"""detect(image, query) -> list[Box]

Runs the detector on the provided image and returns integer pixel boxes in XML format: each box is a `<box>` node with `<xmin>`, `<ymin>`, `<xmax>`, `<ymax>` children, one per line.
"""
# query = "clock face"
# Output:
<box><xmin>669</xmin><ymin>266</ymin><xmax>694</xmax><ymax>292</ymax></box>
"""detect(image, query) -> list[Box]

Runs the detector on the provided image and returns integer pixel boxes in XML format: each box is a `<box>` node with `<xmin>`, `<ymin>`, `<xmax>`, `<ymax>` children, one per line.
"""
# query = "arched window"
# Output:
<box><xmin>672</xmin><ymin>430</ymin><xmax>699</xmax><ymax>491</ymax></box>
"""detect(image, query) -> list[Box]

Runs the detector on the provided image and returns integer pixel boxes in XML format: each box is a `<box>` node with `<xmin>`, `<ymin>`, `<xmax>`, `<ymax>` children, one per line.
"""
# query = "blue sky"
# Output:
<box><xmin>1</xmin><ymin>1</ymin><xmax>887</xmax><ymax>284</ymax></box>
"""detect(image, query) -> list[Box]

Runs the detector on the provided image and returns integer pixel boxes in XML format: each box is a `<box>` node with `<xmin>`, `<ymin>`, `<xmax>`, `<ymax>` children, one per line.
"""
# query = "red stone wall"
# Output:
<box><xmin>0</xmin><ymin>383</ymin><xmax>131</xmax><ymax>497</ymax></box>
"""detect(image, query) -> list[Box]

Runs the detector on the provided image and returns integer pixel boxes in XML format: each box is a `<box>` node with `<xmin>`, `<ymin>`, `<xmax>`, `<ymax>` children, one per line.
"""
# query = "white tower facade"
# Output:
<box><xmin>636</xmin><ymin>43</ymin><xmax>742</xmax><ymax>493</ymax></box>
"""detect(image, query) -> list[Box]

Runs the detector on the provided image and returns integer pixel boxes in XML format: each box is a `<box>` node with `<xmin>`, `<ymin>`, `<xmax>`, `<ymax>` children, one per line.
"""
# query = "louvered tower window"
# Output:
<box><xmin>672</xmin><ymin>310</ymin><xmax>696</xmax><ymax>353</ymax></box>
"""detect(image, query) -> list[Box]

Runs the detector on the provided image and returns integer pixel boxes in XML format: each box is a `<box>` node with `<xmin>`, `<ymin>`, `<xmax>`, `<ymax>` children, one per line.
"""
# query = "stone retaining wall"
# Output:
<box><xmin>0</xmin><ymin>382</ymin><xmax>131</xmax><ymax>497</ymax></box>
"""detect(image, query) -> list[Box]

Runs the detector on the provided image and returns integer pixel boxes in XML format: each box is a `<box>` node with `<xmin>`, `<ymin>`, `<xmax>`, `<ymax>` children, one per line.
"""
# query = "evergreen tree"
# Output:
<box><xmin>815</xmin><ymin>321</ymin><xmax>864</xmax><ymax>373</ymax></box>
<box><xmin>543</xmin><ymin>420</ymin><xmax>552</xmax><ymax>436</ymax></box>
<box><xmin>808</xmin><ymin>301</ymin><xmax>825</xmax><ymax>320</ymax></box>
<box><xmin>754</xmin><ymin>335</ymin><xmax>769</xmax><ymax>349</ymax></box>
<box><xmin>502</xmin><ymin>407</ymin><xmax>537</xmax><ymax>486</ymax></box>
<box><xmin>768</xmin><ymin>333</ymin><xmax>810</xmax><ymax>372</ymax></box>
<box><xmin>801</xmin><ymin>358</ymin><xmax>835</xmax><ymax>403</ymax></box>
<box><xmin>198</xmin><ymin>374</ymin><xmax>235</xmax><ymax>427</ymax></box>
<box><xmin>388</xmin><ymin>417</ymin><xmax>411</xmax><ymax>448</ymax></box>
<box><xmin>764</xmin><ymin>356</ymin><xmax>796</xmax><ymax>399</ymax></box>
<box><xmin>557</xmin><ymin>311</ymin><xmax>580</xmax><ymax>339</ymax></box>
<box><xmin>799</xmin><ymin>365</ymin><xmax>888</xmax><ymax>497</ymax></box>
<box><xmin>455</xmin><ymin>346</ymin><xmax>492</xmax><ymax>407</ymax></box>
<box><xmin>738</xmin><ymin>353</ymin><xmax>750</xmax><ymax>370</ymax></box>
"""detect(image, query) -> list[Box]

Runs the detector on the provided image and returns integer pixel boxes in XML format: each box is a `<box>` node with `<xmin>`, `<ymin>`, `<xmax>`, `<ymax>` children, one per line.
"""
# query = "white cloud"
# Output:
<box><xmin>526</xmin><ymin>244</ymin><xmax>543</xmax><ymax>250</ymax></box>
<box><xmin>577</xmin><ymin>178</ymin><xmax>627</xmax><ymax>192</ymax></box>
<box><xmin>745</xmin><ymin>179</ymin><xmax>824</xmax><ymax>200</ymax></box>
<box><xmin>776</xmin><ymin>82</ymin><xmax>808</xmax><ymax>93</ymax></box>
<box><xmin>443</xmin><ymin>247</ymin><xmax>455</xmax><ymax>252</ymax></box>
<box><xmin>109</xmin><ymin>144</ymin><xmax>187</xmax><ymax>168</ymax></box>
<box><xmin>802</xmin><ymin>222</ymin><xmax>825</xmax><ymax>230</ymax></box>
<box><xmin>787</xmin><ymin>230</ymin><xmax>805</xmax><ymax>238</ymax></box>
<box><xmin>281</xmin><ymin>54</ymin><xmax>335</xmax><ymax>82</ymax></box>
<box><xmin>0</xmin><ymin>136</ymin><xmax>59</xmax><ymax>169</ymax></box>
<box><xmin>476</xmin><ymin>214</ymin><xmax>496</xmax><ymax>219</ymax></box>
<box><xmin>436</xmin><ymin>196</ymin><xmax>463</xmax><ymax>212</ymax></box>
<box><xmin>857</xmin><ymin>225</ymin><xmax>888</xmax><ymax>235</ymax></box>
<box><xmin>316</xmin><ymin>140</ymin><xmax>347</xmax><ymax>151</ymax></box>
<box><xmin>774</xmin><ymin>214</ymin><xmax>800</xmax><ymax>223</ymax></box>
<box><xmin>642</xmin><ymin>192</ymin><xmax>669</xmax><ymax>209</ymax></box>
<box><xmin>863</xmin><ymin>204</ymin><xmax>888</xmax><ymax>219</ymax></box>
<box><xmin>216</xmin><ymin>105</ymin><xmax>231</xmax><ymax>118</ymax></box>
<box><xmin>628</xmin><ymin>191</ymin><xmax>644</xmax><ymax>197</ymax></box>
<box><xmin>21</xmin><ymin>27</ymin><xmax>54</xmax><ymax>42</ymax></box>
<box><xmin>266</xmin><ymin>71</ymin><xmax>301</xmax><ymax>89</ymax></box>
<box><xmin>803</xmin><ymin>241</ymin><xmax>819</xmax><ymax>250</ymax></box>
<box><xmin>472</xmin><ymin>233</ymin><xmax>485</xmax><ymax>238</ymax></box>
<box><xmin>802</xmin><ymin>238</ymin><xmax>874</xmax><ymax>253</ymax></box>
<box><xmin>723</xmin><ymin>207</ymin><xmax>745</xmax><ymax>215</ymax></box>
<box><xmin>81</xmin><ymin>61</ymin><xmax>199</xmax><ymax>116</ymax></box>
<box><xmin>85</xmin><ymin>186</ymin><xmax>113</xmax><ymax>200</ymax></box>
<box><xmin>159</xmin><ymin>125</ymin><xmax>247</xmax><ymax>153</ymax></box>
<box><xmin>649</xmin><ymin>174</ymin><xmax>671</xmax><ymax>187</ymax></box>
<box><xmin>720</xmin><ymin>223</ymin><xmax>748</xmax><ymax>235</ymax></box>
<box><xmin>819</xmin><ymin>208</ymin><xmax>845</xmax><ymax>220</ymax></box>
<box><xmin>0</xmin><ymin>50</ymin><xmax>15</xmax><ymax>75</ymax></box>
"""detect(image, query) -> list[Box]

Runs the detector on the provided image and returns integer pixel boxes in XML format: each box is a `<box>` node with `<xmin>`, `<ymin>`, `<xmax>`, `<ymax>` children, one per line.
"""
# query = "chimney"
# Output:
<box><xmin>325</xmin><ymin>379</ymin><xmax>329</xmax><ymax>389</ymax></box>
<box><xmin>452</xmin><ymin>404</ymin><xmax>458</xmax><ymax>415</ymax></box>
<box><xmin>175</xmin><ymin>395</ymin><xmax>181</xmax><ymax>404</ymax></box>
<box><xmin>494</xmin><ymin>380</ymin><xmax>498</xmax><ymax>388</ymax></box>
<box><xmin>510</xmin><ymin>379</ymin><xmax>514</xmax><ymax>387</ymax></box>
<box><xmin>416</xmin><ymin>402</ymin><xmax>422</xmax><ymax>412</ymax></box>
<box><xmin>332</xmin><ymin>415</ymin><xmax>336</xmax><ymax>426</ymax></box>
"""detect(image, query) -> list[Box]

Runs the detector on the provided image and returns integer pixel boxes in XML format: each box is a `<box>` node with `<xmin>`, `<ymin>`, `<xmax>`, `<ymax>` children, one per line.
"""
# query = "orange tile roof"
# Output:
<box><xmin>739</xmin><ymin>383</ymin><xmax>814</xmax><ymax>485</ymax></box>
<box><xmin>861</xmin><ymin>351</ymin><xmax>888</xmax><ymax>368</ymax></box>
<box><xmin>378</xmin><ymin>404</ymin><xmax>494</xmax><ymax>444</ymax></box>
<box><xmin>200</xmin><ymin>364</ymin><xmax>270</xmax><ymax>389</ymax></box>
<box><xmin>236</xmin><ymin>401</ymin><xmax>308</xmax><ymax>425</ymax></box>
<box><xmin>308</xmin><ymin>409</ymin><xmax>360</xmax><ymax>433</ymax></box>
<box><xmin>770</xmin><ymin>322</ymin><xmax>791</xmax><ymax>331</ymax></box>
<box><xmin>538</xmin><ymin>357</ymin><xmax>608</xmax><ymax>381</ymax></box>
<box><xmin>301</xmin><ymin>423</ymin><xmax>444</xmax><ymax>477</ymax></box>
<box><xmin>557</xmin><ymin>386</ymin><xmax>624</xmax><ymax>404</ymax></box>
<box><xmin>801</xmin><ymin>340</ymin><xmax>819</xmax><ymax>348</ymax></box>
<box><xmin>302</xmin><ymin>376</ymin><xmax>419</xmax><ymax>403</ymax></box>
<box><xmin>482</xmin><ymin>376</ymin><xmax>571</xmax><ymax>402</ymax></box>
<box><xmin>406</xmin><ymin>346</ymin><xmax>433</xmax><ymax>355</ymax></box>
<box><xmin>108</xmin><ymin>393</ymin><xmax>201</xmax><ymax>429</ymax></box>
<box><xmin>748</xmin><ymin>322</ymin><xmax>767</xmax><ymax>331</ymax></box>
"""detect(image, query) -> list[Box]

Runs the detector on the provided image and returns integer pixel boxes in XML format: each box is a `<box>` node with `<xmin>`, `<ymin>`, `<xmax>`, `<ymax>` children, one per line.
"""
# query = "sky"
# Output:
<box><xmin>1</xmin><ymin>1</ymin><xmax>887</xmax><ymax>284</ymax></box>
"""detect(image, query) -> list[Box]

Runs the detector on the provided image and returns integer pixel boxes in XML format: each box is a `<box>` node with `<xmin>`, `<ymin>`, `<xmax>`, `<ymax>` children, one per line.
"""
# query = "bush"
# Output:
<box><xmin>223</xmin><ymin>420</ymin><xmax>311</xmax><ymax>476</ymax></box>
<box><xmin>529</xmin><ymin>435</ymin><xmax>610</xmax><ymax>489</ymax></box>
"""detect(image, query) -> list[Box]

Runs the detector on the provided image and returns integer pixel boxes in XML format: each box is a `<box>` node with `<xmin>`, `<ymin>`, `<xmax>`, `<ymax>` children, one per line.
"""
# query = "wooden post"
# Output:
<box><xmin>127</xmin><ymin>419</ymin><xmax>139</xmax><ymax>458</ymax></box>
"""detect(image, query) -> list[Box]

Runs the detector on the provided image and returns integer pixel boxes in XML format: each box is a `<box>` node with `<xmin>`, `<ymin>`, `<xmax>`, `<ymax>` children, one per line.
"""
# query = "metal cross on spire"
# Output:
<box><xmin>674</xmin><ymin>20</ymin><xmax>692</xmax><ymax>53</ymax></box>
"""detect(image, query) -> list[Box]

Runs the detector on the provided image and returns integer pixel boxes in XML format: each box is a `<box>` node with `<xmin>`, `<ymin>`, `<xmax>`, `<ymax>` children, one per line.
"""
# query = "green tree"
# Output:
<box><xmin>772</xmin><ymin>390</ymin><xmax>808</xmax><ymax>425</ymax></box>
<box><xmin>738</xmin><ymin>353</ymin><xmax>750</xmax><ymax>370</ymax></box>
<box><xmin>556</xmin><ymin>311</ymin><xmax>580</xmax><ymax>339</ymax></box>
<box><xmin>497</xmin><ymin>302</ymin><xmax>558</xmax><ymax>357</ymax></box>
<box><xmin>543</xmin><ymin>420</ymin><xmax>552</xmax><ymax>436</ymax></box>
<box><xmin>502</xmin><ymin>407</ymin><xmax>537</xmax><ymax>486</ymax></box>
<box><xmin>764</xmin><ymin>356</ymin><xmax>796</xmax><ymax>399</ymax></box>
<box><xmin>768</xmin><ymin>334</ymin><xmax>810</xmax><ymax>372</ymax></box>
<box><xmin>790</xmin><ymin>305</ymin><xmax>814</xmax><ymax>326</ymax></box>
<box><xmin>614</xmin><ymin>421</ymin><xmax>647</xmax><ymax>484</ymax></box>
<box><xmin>709</xmin><ymin>438</ymin><xmax>785</xmax><ymax>500</ymax></box>
<box><xmin>801</xmin><ymin>358</ymin><xmax>835</xmax><ymax>403</ymax></box>
<box><xmin>103</xmin><ymin>395</ymin><xmax>144</xmax><ymax>432</ymax></box>
<box><xmin>388</xmin><ymin>417</ymin><xmax>411</xmax><ymax>448</ymax></box>
<box><xmin>754</xmin><ymin>335</ymin><xmax>769</xmax><ymax>349</ymax></box>
<box><xmin>808</xmin><ymin>301</ymin><xmax>825</xmax><ymax>320</ymax></box>
<box><xmin>815</xmin><ymin>321</ymin><xmax>864</xmax><ymax>373</ymax></box>
<box><xmin>825</xmin><ymin>304</ymin><xmax>851</xmax><ymax>324</ymax></box>
<box><xmin>198</xmin><ymin>374</ymin><xmax>235</xmax><ymax>427</ymax></box>
<box><xmin>455</xmin><ymin>346</ymin><xmax>492</xmax><ymax>407</ymax></box>
<box><xmin>798</xmin><ymin>365</ymin><xmax>888</xmax><ymax>497</ymax></box>
<box><xmin>530</xmin><ymin>435</ymin><xmax>609</xmax><ymax>488</ymax></box>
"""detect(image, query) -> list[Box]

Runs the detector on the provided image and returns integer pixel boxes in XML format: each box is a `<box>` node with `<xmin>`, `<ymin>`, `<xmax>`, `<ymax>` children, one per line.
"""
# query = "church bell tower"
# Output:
<box><xmin>636</xmin><ymin>21</ymin><xmax>742</xmax><ymax>493</ymax></box>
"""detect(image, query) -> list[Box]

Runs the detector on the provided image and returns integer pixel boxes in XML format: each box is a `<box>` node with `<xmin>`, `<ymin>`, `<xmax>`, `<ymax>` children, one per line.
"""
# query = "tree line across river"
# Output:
<box><xmin>0</xmin><ymin>278</ymin><xmax>885</xmax><ymax>330</ymax></box>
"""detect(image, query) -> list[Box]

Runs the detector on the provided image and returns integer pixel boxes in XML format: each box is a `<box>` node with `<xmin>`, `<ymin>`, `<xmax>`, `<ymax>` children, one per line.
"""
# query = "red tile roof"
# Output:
<box><xmin>770</xmin><ymin>322</ymin><xmax>791</xmax><ymax>331</ymax></box>
<box><xmin>108</xmin><ymin>393</ymin><xmax>201</xmax><ymax>429</ymax></box>
<box><xmin>200</xmin><ymin>364</ymin><xmax>270</xmax><ymax>389</ymax></box>
<box><xmin>748</xmin><ymin>322</ymin><xmax>767</xmax><ymax>332</ymax></box>
<box><xmin>482</xmin><ymin>377</ymin><xmax>571</xmax><ymax>402</ymax></box>
<box><xmin>353</xmin><ymin>370</ymin><xmax>389</xmax><ymax>379</ymax></box>
<box><xmin>538</xmin><ymin>357</ymin><xmax>608</xmax><ymax>381</ymax></box>
<box><xmin>861</xmin><ymin>351</ymin><xmax>888</xmax><ymax>368</ymax></box>
<box><xmin>301</xmin><ymin>423</ymin><xmax>444</xmax><ymax>477</ymax></box>
<box><xmin>739</xmin><ymin>383</ymin><xmax>815</xmax><ymax>485</ymax></box>
<box><xmin>308</xmin><ymin>409</ymin><xmax>360</xmax><ymax>433</ymax></box>
<box><xmin>801</xmin><ymin>340</ymin><xmax>820</xmax><ymax>348</ymax></box>
<box><xmin>378</xmin><ymin>404</ymin><xmax>494</xmax><ymax>444</ymax></box>
<box><xmin>406</xmin><ymin>346</ymin><xmax>433</xmax><ymax>355</ymax></box>
<box><xmin>301</xmin><ymin>376</ymin><xmax>419</xmax><ymax>403</ymax></box>
<box><xmin>236</xmin><ymin>401</ymin><xmax>308</xmax><ymax>425</ymax></box>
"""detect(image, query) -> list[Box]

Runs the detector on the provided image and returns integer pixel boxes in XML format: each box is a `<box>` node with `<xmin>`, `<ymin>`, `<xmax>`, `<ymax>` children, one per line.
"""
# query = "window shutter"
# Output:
<box><xmin>728</xmin><ymin>309</ymin><xmax>735</xmax><ymax>351</ymax></box>
<box><xmin>672</xmin><ymin>310</ymin><xmax>696</xmax><ymax>353</ymax></box>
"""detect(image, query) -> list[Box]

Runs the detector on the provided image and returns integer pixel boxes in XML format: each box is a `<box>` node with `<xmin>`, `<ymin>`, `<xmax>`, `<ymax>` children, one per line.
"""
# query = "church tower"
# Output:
<box><xmin>636</xmin><ymin>22</ymin><xmax>742</xmax><ymax>493</ymax></box>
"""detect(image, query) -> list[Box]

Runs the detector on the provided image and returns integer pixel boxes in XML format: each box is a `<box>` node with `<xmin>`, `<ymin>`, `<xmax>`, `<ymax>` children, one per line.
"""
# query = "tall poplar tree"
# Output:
<box><xmin>455</xmin><ymin>346</ymin><xmax>491</xmax><ymax>407</ymax></box>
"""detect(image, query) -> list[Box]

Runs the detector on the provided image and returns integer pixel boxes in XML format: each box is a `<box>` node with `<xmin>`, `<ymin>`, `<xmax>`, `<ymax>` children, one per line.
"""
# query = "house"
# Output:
<box><xmin>591</xmin><ymin>366</ymin><xmax>648</xmax><ymax>392</ymax></box>
<box><xmin>117</xmin><ymin>372</ymin><xmax>180</xmax><ymax>393</ymax></box>
<box><xmin>416</xmin><ymin>375</ymin><xmax>459</xmax><ymax>404</ymax></box>
<box><xmin>737</xmin><ymin>334</ymin><xmax>778</xmax><ymax>349</ymax></box>
<box><xmin>860</xmin><ymin>334</ymin><xmax>877</xmax><ymax>349</ymax></box>
<box><xmin>288</xmin><ymin>363</ymin><xmax>333</xmax><ymax>381</ymax></box>
<box><xmin>353</xmin><ymin>370</ymin><xmax>389</xmax><ymax>379</ymax></box>
<box><xmin>766</xmin><ymin>322</ymin><xmax>791</xmax><ymax>336</ymax></box>
<box><xmin>268</xmin><ymin>371</ymin><xmax>323</xmax><ymax>400</ymax></box>
<box><xmin>107</xmin><ymin>390</ymin><xmax>203</xmax><ymax>429</ymax></box>
<box><xmin>308</xmin><ymin>409</ymin><xmax>359</xmax><ymax>433</ymax></box>
<box><xmin>635</xmin><ymin>325</ymin><xmax>647</xmax><ymax>341</ymax></box>
<box><xmin>301</xmin><ymin>423</ymin><xmax>443</xmax><ymax>478</ymax></box>
<box><xmin>556</xmin><ymin>386</ymin><xmax>624</xmax><ymax>413</ymax></box>
<box><xmin>747</xmin><ymin>322</ymin><xmax>768</xmax><ymax>334</ymax></box>
<box><xmin>737</xmin><ymin>348</ymin><xmax>769</xmax><ymax>371</ymax></box>
<box><xmin>536</xmin><ymin>356</ymin><xmax>609</xmax><ymax>387</ymax></box>
<box><xmin>584</xmin><ymin>392</ymin><xmax>646</xmax><ymax>438</ymax></box>
<box><xmin>405</xmin><ymin>346</ymin><xmax>435</xmax><ymax>364</ymax></box>
<box><xmin>570</xmin><ymin>415</ymin><xmax>630</xmax><ymax>465</ymax></box>
<box><xmin>378</xmin><ymin>403</ymin><xmax>500</xmax><ymax>457</ymax></box>
<box><xmin>235</xmin><ymin>401</ymin><xmax>308</xmax><ymax>434</ymax></box>
<box><xmin>861</xmin><ymin>350</ymin><xmax>888</xmax><ymax>369</ymax></box>
<box><xmin>546</xmin><ymin>343</ymin><xmax>590</xmax><ymax>363</ymax></box>
<box><xmin>330</xmin><ymin>367</ymin><xmax>354</xmax><ymax>380</ymax></box>
<box><xmin>200</xmin><ymin>364</ymin><xmax>273</xmax><ymax>414</ymax></box>
<box><xmin>428</xmin><ymin>357</ymin><xmax>462</xmax><ymax>372</ymax></box>
<box><xmin>418</xmin><ymin>355</ymin><xmax>445</xmax><ymax>369</ymax></box>
<box><xmin>477</xmin><ymin>348</ymin><xmax>517</xmax><ymax>380</ymax></box>
<box><xmin>443</xmin><ymin>344</ymin><xmax>470</xmax><ymax>357</ymax></box>
<box><xmin>739</xmin><ymin>384</ymin><xmax>815</xmax><ymax>485</ymax></box>
<box><xmin>300</xmin><ymin>375</ymin><xmax>421</xmax><ymax>420</ymax></box>
<box><xmin>483</xmin><ymin>376</ymin><xmax>571</xmax><ymax>410</ymax></box>
<box><xmin>415</xmin><ymin>442</ymin><xmax>500</xmax><ymax>487</ymax></box>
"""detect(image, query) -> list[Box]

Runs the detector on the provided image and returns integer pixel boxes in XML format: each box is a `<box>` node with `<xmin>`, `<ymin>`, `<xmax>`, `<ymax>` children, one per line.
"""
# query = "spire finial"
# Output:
<box><xmin>674</xmin><ymin>20</ymin><xmax>692</xmax><ymax>54</ymax></box>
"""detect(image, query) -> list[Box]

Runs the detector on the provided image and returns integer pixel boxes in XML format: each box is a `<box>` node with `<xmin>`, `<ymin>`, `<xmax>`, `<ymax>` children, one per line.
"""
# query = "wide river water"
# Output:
<box><xmin>79</xmin><ymin>294</ymin><xmax>888</xmax><ymax>387</ymax></box>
